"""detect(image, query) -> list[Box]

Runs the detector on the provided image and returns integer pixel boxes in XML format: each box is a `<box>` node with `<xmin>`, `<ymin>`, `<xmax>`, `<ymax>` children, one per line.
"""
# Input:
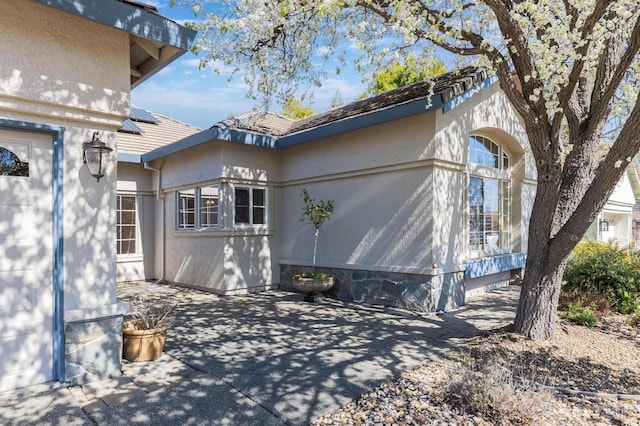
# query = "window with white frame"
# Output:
<box><xmin>468</xmin><ymin>135</ymin><xmax>511</xmax><ymax>253</ymax></box>
<box><xmin>117</xmin><ymin>195</ymin><xmax>137</xmax><ymax>255</ymax></box>
<box><xmin>177</xmin><ymin>189</ymin><xmax>196</xmax><ymax>229</ymax></box>
<box><xmin>199</xmin><ymin>186</ymin><xmax>220</xmax><ymax>227</ymax></box>
<box><xmin>177</xmin><ymin>186</ymin><xmax>220</xmax><ymax>229</ymax></box>
<box><xmin>234</xmin><ymin>186</ymin><xmax>266</xmax><ymax>226</ymax></box>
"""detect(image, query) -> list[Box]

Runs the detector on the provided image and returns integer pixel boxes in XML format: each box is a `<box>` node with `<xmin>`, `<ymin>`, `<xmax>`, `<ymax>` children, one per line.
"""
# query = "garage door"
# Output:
<box><xmin>0</xmin><ymin>129</ymin><xmax>53</xmax><ymax>391</ymax></box>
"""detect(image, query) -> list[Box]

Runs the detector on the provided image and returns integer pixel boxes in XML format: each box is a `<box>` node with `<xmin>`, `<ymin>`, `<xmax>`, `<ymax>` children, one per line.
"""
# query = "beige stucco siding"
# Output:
<box><xmin>116</xmin><ymin>163</ymin><xmax>156</xmax><ymax>282</ymax></box>
<box><xmin>279</xmin><ymin>168</ymin><xmax>435</xmax><ymax>273</ymax></box>
<box><xmin>0</xmin><ymin>1</ymin><xmax>129</xmax><ymax>124</ymax></box>
<box><xmin>280</xmin><ymin>83</ymin><xmax>533</xmax><ymax>278</ymax></box>
<box><xmin>157</xmin><ymin>142</ymin><xmax>281</xmax><ymax>293</ymax></box>
<box><xmin>281</xmin><ymin>113</ymin><xmax>437</xmax><ymax>182</ymax></box>
<box><xmin>0</xmin><ymin>0</ymin><xmax>130</xmax><ymax>314</ymax></box>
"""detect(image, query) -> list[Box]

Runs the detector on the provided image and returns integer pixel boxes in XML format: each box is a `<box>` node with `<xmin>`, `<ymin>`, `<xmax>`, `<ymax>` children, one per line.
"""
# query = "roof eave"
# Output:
<box><xmin>140</xmin><ymin>127</ymin><xmax>278</xmax><ymax>162</ymax></box>
<box><xmin>33</xmin><ymin>0</ymin><xmax>196</xmax><ymax>50</ymax></box>
<box><xmin>33</xmin><ymin>0</ymin><xmax>197</xmax><ymax>88</ymax></box>
<box><xmin>135</xmin><ymin>74</ymin><xmax>497</xmax><ymax>161</ymax></box>
<box><xmin>277</xmin><ymin>75</ymin><xmax>497</xmax><ymax>148</ymax></box>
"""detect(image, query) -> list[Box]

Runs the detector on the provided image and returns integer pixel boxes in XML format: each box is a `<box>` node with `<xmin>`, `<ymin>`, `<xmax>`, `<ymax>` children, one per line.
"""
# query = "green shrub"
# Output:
<box><xmin>563</xmin><ymin>241</ymin><xmax>640</xmax><ymax>314</ymax></box>
<box><xmin>629</xmin><ymin>309</ymin><xmax>640</xmax><ymax>327</ymax></box>
<box><xmin>566</xmin><ymin>304</ymin><xmax>598</xmax><ymax>326</ymax></box>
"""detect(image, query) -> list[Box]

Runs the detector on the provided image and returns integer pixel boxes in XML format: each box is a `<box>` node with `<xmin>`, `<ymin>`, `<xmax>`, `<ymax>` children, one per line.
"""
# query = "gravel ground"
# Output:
<box><xmin>314</xmin><ymin>313</ymin><xmax>640</xmax><ymax>425</ymax></box>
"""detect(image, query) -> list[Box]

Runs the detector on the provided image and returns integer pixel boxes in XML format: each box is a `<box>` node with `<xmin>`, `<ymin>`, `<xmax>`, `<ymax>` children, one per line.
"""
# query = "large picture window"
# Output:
<box><xmin>468</xmin><ymin>135</ymin><xmax>510</xmax><ymax>253</ymax></box>
<box><xmin>177</xmin><ymin>186</ymin><xmax>220</xmax><ymax>229</ymax></box>
<box><xmin>117</xmin><ymin>195</ymin><xmax>137</xmax><ymax>255</ymax></box>
<box><xmin>234</xmin><ymin>186</ymin><xmax>266</xmax><ymax>226</ymax></box>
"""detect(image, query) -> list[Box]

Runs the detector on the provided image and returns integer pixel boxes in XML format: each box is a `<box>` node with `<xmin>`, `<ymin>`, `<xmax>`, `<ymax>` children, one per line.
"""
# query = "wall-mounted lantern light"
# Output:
<box><xmin>599</xmin><ymin>219</ymin><xmax>609</xmax><ymax>232</ymax></box>
<box><xmin>82</xmin><ymin>132</ymin><xmax>113</xmax><ymax>182</ymax></box>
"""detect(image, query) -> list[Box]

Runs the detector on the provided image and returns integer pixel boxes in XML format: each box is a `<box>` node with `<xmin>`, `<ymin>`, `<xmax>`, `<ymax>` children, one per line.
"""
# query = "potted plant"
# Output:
<box><xmin>292</xmin><ymin>188</ymin><xmax>335</xmax><ymax>301</ymax></box>
<box><xmin>122</xmin><ymin>294</ymin><xmax>176</xmax><ymax>362</ymax></box>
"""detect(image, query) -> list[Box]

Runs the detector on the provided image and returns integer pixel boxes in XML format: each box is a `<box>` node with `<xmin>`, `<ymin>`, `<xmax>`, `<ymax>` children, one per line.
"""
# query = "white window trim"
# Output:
<box><xmin>233</xmin><ymin>184</ymin><xmax>268</xmax><ymax>228</ymax></box>
<box><xmin>116</xmin><ymin>194</ymin><xmax>140</xmax><ymax>258</ymax></box>
<box><xmin>467</xmin><ymin>135</ymin><xmax>512</xmax><ymax>259</ymax></box>
<box><xmin>176</xmin><ymin>185</ymin><xmax>221</xmax><ymax>230</ymax></box>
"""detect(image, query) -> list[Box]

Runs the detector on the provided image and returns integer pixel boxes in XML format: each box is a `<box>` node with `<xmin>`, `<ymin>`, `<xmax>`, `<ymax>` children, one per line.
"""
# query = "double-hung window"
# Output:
<box><xmin>177</xmin><ymin>186</ymin><xmax>220</xmax><ymax>229</ymax></box>
<box><xmin>234</xmin><ymin>186</ymin><xmax>266</xmax><ymax>226</ymax></box>
<box><xmin>468</xmin><ymin>135</ymin><xmax>510</xmax><ymax>253</ymax></box>
<box><xmin>117</xmin><ymin>195</ymin><xmax>137</xmax><ymax>255</ymax></box>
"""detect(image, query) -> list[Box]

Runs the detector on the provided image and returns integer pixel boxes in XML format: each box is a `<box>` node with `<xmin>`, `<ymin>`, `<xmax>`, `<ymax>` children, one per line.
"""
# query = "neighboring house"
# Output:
<box><xmin>0</xmin><ymin>0</ymin><xmax>194</xmax><ymax>391</ymax></box>
<box><xmin>117</xmin><ymin>67</ymin><xmax>538</xmax><ymax>312</ymax></box>
<box><xmin>584</xmin><ymin>166</ymin><xmax>640</xmax><ymax>246</ymax></box>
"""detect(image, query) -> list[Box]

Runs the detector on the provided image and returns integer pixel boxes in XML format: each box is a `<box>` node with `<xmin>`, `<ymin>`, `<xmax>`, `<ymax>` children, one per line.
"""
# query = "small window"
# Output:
<box><xmin>0</xmin><ymin>147</ymin><xmax>29</xmax><ymax>177</ymax></box>
<box><xmin>117</xmin><ymin>195</ymin><xmax>137</xmax><ymax>255</ymax></box>
<box><xmin>234</xmin><ymin>186</ymin><xmax>267</xmax><ymax>226</ymax></box>
<box><xmin>177</xmin><ymin>189</ymin><xmax>196</xmax><ymax>229</ymax></box>
<box><xmin>199</xmin><ymin>186</ymin><xmax>219</xmax><ymax>228</ymax></box>
<box><xmin>177</xmin><ymin>185</ymin><xmax>221</xmax><ymax>230</ymax></box>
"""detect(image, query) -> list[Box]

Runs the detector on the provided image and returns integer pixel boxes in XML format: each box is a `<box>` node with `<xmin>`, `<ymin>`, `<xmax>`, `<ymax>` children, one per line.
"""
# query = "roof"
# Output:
<box><xmin>117</xmin><ymin>108</ymin><xmax>202</xmax><ymax>161</ymax></box>
<box><xmin>141</xmin><ymin>67</ymin><xmax>495</xmax><ymax>162</ymax></box>
<box><xmin>34</xmin><ymin>0</ymin><xmax>197</xmax><ymax>88</ymax></box>
<box><xmin>213</xmin><ymin>67</ymin><xmax>490</xmax><ymax>138</ymax></box>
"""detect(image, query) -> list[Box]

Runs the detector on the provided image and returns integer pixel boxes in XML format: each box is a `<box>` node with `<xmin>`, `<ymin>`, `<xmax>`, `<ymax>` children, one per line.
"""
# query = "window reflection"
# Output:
<box><xmin>0</xmin><ymin>147</ymin><xmax>29</xmax><ymax>177</ymax></box>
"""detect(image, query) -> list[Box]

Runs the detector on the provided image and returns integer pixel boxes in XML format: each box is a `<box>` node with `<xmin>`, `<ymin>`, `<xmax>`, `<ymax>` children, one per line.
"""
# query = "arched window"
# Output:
<box><xmin>0</xmin><ymin>147</ymin><xmax>29</xmax><ymax>177</ymax></box>
<box><xmin>468</xmin><ymin>135</ymin><xmax>510</xmax><ymax>254</ymax></box>
<box><xmin>469</xmin><ymin>135</ymin><xmax>510</xmax><ymax>170</ymax></box>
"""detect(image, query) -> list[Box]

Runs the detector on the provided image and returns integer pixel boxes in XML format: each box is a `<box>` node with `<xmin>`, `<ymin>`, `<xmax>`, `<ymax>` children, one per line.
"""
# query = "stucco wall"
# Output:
<box><xmin>0</xmin><ymin>1</ymin><xmax>132</xmax><ymax>385</ymax></box>
<box><xmin>0</xmin><ymin>1</ymin><xmax>129</xmax><ymax>313</ymax></box>
<box><xmin>116</xmin><ymin>163</ymin><xmax>156</xmax><ymax>282</ymax></box>
<box><xmin>279</xmin><ymin>113</ymin><xmax>438</xmax><ymax>274</ymax></box>
<box><xmin>157</xmin><ymin>142</ymin><xmax>281</xmax><ymax>293</ymax></box>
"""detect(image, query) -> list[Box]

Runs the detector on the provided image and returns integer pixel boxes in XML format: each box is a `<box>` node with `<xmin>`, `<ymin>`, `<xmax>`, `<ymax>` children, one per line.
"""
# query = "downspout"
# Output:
<box><xmin>144</xmin><ymin>162</ymin><xmax>166</xmax><ymax>282</ymax></box>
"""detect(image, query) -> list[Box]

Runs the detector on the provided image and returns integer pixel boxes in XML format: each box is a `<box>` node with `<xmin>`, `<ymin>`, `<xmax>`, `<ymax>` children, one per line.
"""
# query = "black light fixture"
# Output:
<box><xmin>599</xmin><ymin>219</ymin><xmax>609</xmax><ymax>232</ymax></box>
<box><xmin>82</xmin><ymin>132</ymin><xmax>113</xmax><ymax>182</ymax></box>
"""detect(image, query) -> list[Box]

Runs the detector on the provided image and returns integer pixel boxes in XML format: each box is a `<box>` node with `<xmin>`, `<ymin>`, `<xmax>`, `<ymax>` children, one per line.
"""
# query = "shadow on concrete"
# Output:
<box><xmin>105</xmin><ymin>282</ymin><xmax>518</xmax><ymax>425</ymax></box>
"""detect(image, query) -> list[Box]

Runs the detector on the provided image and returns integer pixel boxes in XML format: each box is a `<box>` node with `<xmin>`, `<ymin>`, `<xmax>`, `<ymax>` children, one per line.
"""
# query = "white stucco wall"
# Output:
<box><xmin>116</xmin><ymin>162</ymin><xmax>156</xmax><ymax>282</ymax></box>
<box><xmin>279</xmin><ymin>114</ymin><xmax>438</xmax><ymax>274</ymax></box>
<box><xmin>279</xmin><ymin>83</ymin><xmax>534</xmax><ymax>279</ymax></box>
<box><xmin>156</xmin><ymin>142</ymin><xmax>281</xmax><ymax>294</ymax></box>
<box><xmin>0</xmin><ymin>1</ymin><xmax>130</xmax><ymax>317</ymax></box>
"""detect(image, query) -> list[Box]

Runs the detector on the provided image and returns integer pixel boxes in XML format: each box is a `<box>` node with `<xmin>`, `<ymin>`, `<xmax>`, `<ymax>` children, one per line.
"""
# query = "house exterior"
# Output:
<box><xmin>117</xmin><ymin>68</ymin><xmax>537</xmax><ymax>312</ymax></box>
<box><xmin>0</xmin><ymin>0</ymin><xmax>194</xmax><ymax>391</ymax></box>
<box><xmin>584</xmin><ymin>167</ymin><xmax>640</xmax><ymax>246</ymax></box>
<box><xmin>116</xmin><ymin>108</ymin><xmax>201</xmax><ymax>282</ymax></box>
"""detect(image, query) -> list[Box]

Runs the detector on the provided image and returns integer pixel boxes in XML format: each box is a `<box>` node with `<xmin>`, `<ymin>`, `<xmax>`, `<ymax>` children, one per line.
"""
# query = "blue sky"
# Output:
<box><xmin>131</xmin><ymin>1</ymin><xmax>366</xmax><ymax>129</ymax></box>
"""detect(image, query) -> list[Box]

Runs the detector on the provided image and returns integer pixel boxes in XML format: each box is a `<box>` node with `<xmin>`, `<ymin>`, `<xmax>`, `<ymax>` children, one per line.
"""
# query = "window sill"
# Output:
<box><xmin>173</xmin><ymin>228</ymin><xmax>275</xmax><ymax>238</ymax></box>
<box><xmin>464</xmin><ymin>252</ymin><xmax>526</xmax><ymax>279</ymax></box>
<box><xmin>117</xmin><ymin>255</ymin><xmax>143</xmax><ymax>263</ymax></box>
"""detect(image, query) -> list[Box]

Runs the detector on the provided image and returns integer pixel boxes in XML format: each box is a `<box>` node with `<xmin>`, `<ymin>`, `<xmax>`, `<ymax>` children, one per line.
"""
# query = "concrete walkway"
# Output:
<box><xmin>0</xmin><ymin>282</ymin><xmax>519</xmax><ymax>425</ymax></box>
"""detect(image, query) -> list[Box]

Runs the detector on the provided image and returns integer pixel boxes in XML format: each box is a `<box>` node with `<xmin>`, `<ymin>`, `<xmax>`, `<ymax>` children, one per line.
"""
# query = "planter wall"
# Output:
<box><xmin>281</xmin><ymin>264</ymin><xmax>465</xmax><ymax>312</ymax></box>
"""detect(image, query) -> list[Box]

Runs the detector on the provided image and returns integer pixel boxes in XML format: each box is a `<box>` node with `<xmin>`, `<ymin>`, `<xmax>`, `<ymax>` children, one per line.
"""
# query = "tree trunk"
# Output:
<box><xmin>512</xmin><ymin>176</ymin><xmax>578</xmax><ymax>339</ymax></box>
<box><xmin>513</xmin><ymin>247</ymin><xmax>567</xmax><ymax>339</ymax></box>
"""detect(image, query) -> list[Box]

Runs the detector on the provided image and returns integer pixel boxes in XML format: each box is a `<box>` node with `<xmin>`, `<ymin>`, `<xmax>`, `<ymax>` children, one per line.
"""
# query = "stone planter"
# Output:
<box><xmin>292</xmin><ymin>276</ymin><xmax>334</xmax><ymax>302</ymax></box>
<box><xmin>122</xmin><ymin>326</ymin><xmax>168</xmax><ymax>362</ymax></box>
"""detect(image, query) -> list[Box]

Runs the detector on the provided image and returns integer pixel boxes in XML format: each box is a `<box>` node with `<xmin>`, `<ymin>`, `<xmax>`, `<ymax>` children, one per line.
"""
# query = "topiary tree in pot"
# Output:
<box><xmin>293</xmin><ymin>188</ymin><xmax>335</xmax><ymax>301</ymax></box>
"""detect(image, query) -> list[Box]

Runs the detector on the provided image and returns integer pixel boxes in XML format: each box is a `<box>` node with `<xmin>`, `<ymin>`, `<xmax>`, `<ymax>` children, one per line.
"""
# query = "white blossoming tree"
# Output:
<box><xmin>181</xmin><ymin>0</ymin><xmax>640</xmax><ymax>339</ymax></box>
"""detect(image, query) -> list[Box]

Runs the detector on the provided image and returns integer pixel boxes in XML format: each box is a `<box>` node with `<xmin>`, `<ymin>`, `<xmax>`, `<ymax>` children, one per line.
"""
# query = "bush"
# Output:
<box><xmin>563</xmin><ymin>241</ymin><xmax>640</xmax><ymax>314</ymax></box>
<box><xmin>566</xmin><ymin>304</ymin><xmax>598</xmax><ymax>326</ymax></box>
<box><xmin>629</xmin><ymin>309</ymin><xmax>640</xmax><ymax>327</ymax></box>
<box><xmin>449</xmin><ymin>362</ymin><xmax>552</xmax><ymax>424</ymax></box>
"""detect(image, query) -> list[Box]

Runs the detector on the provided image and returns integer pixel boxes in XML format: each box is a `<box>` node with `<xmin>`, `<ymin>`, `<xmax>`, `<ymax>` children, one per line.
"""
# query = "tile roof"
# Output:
<box><xmin>212</xmin><ymin>66</ymin><xmax>489</xmax><ymax>138</ymax></box>
<box><xmin>117</xmin><ymin>109</ymin><xmax>202</xmax><ymax>155</ymax></box>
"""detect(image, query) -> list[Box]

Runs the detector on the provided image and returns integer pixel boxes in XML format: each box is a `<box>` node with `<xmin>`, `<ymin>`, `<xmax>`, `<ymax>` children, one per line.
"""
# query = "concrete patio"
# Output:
<box><xmin>0</xmin><ymin>282</ymin><xmax>519</xmax><ymax>425</ymax></box>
